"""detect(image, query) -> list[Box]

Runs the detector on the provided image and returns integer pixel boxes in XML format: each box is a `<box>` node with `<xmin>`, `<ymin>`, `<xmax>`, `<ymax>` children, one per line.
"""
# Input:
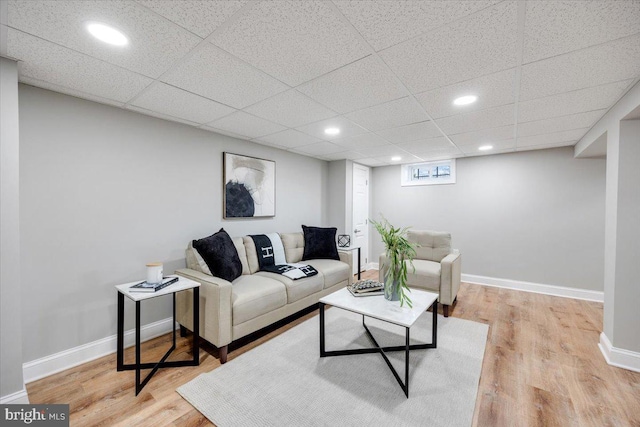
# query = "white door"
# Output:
<box><xmin>352</xmin><ymin>164</ymin><xmax>370</xmax><ymax>275</ymax></box>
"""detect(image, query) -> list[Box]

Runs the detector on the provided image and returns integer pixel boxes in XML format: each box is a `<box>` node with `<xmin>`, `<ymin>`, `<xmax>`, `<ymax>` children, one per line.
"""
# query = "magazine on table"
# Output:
<box><xmin>130</xmin><ymin>276</ymin><xmax>179</xmax><ymax>293</ymax></box>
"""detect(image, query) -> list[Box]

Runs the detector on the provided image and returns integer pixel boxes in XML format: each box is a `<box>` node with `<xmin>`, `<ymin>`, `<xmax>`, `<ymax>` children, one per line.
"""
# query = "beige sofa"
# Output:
<box><xmin>175</xmin><ymin>232</ymin><xmax>353</xmax><ymax>363</ymax></box>
<box><xmin>379</xmin><ymin>230</ymin><xmax>461</xmax><ymax>317</ymax></box>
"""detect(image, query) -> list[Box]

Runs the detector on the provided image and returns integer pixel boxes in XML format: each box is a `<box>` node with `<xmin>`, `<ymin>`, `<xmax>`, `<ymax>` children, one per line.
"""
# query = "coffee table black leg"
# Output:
<box><xmin>319</xmin><ymin>302</ymin><xmax>326</xmax><ymax>356</ymax></box>
<box><xmin>405</xmin><ymin>327</ymin><xmax>410</xmax><ymax>398</ymax></box>
<box><xmin>432</xmin><ymin>301</ymin><xmax>438</xmax><ymax>347</ymax></box>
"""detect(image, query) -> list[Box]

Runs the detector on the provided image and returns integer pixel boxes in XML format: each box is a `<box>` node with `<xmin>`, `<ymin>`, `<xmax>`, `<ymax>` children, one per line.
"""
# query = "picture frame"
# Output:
<box><xmin>223</xmin><ymin>152</ymin><xmax>276</xmax><ymax>218</ymax></box>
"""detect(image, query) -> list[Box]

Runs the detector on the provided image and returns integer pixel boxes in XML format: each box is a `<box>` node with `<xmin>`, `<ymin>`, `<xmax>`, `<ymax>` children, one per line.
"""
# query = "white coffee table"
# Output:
<box><xmin>319</xmin><ymin>287</ymin><xmax>439</xmax><ymax>397</ymax></box>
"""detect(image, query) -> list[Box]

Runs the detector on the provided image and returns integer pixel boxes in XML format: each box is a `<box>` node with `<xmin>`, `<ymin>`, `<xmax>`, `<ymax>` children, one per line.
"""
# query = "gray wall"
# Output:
<box><xmin>613</xmin><ymin>120</ymin><xmax>640</xmax><ymax>352</ymax></box>
<box><xmin>371</xmin><ymin>147</ymin><xmax>606</xmax><ymax>291</ymax></box>
<box><xmin>19</xmin><ymin>85</ymin><xmax>329</xmax><ymax>362</ymax></box>
<box><xmin>1</xmin><ymin>58</ymin><xmax>25</xmax><ymax>398</ymax></box>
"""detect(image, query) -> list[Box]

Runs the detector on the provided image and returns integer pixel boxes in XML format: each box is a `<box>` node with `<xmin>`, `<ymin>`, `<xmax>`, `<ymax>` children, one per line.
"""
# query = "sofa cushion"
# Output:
<box><xmin>231</xmin><ymin>275</ymin><xmax>287</xmax><ymax>326</ymax></box>
<box><xmin>193</xmin><ymin>229</ymin><xmax>243</xmax><ymax>282</ymax></box>
<box><xmin>280</xmin><ymin>232</ymin><xmax>304</xmax><ymax>263</ymax></box>
<box><xmin>409</xmin><ymin>230</ymin><xmax>451</xmax><ymax>262</ymax></box>
<box><xmin>406</xmin><ymin>259</ymin><xmax>441</xmax><ymax>291</ymax></box>
<box><xmin>304</xmin><ymin>259</ymin><xmax>350</xmax><ymax>289</ymax></box>
<box><xmin>301</xmin><ymin>225</ymin><xmax>339</xmax><ymax>261</ymax></box>
<box><xmin>255</xmin><ymin>271</ymin><xmax>324</xmax><ymax>303</ymax></box>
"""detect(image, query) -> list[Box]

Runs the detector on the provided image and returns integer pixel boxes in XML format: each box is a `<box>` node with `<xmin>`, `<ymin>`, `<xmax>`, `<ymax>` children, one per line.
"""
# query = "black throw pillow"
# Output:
<box><xmin>301</xmin><ymin>225</ymin><xmax>340</xmax><ymax>261</ymax></box>
<box><xmin>192</xmin><ymin>228</ymin><xmax>242</xmax><ymax>283</ymax></box>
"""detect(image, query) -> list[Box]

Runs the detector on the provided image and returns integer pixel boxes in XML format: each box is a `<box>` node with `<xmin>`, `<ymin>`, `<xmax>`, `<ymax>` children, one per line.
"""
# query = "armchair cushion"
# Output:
<box><xmin>406</xmin><ymin>259</ymin><xmax>441</xmax><ymax>291</ymax></box>
<box><xmin>408</xmin><ymin>230</ymin><xmax>451</xmax><ymax>262</ymax></box>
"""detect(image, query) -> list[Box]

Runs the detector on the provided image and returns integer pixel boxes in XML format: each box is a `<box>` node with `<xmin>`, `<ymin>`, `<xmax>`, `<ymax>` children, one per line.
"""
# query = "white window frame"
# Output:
<box><xmin>400</xmin><ymin>159</ymin><xmax>456</xmax><ymax>186</ymax></box>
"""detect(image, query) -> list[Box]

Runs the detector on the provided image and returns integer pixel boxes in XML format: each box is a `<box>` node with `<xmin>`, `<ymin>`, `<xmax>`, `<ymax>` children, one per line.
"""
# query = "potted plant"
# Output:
<box><xmin>371</xmin><ymin>217</ymin><xmax>417</xmax><ymax>307</ymax></box>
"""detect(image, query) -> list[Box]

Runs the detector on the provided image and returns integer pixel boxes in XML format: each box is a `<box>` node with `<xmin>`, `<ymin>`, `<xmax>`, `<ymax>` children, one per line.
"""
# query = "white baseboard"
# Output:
<box><xmin>23</xmin><ymin>317</ymin><xmax>176</xmax><ymax>384</ymax></box>
<box><xmin>462</xmin><ymin>274</ymin><xmax>604</xmax><ymax>302</ymax></box>
<box><xmin>0</xmin><ymin>387</ymin><xmax>29</xmax><ymax>404</ymax></box>
<box><xmin>370</xmin><ymin>262</ymin><xmax>379</xmax><ymax>270</ymax></box>
<box><xmin>598</xmin><ymin>332</ymin><xmax>640</xmax><ymax>373</ymax></box>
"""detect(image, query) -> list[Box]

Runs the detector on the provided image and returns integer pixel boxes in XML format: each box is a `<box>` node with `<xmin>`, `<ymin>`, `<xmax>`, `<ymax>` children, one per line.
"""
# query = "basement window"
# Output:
<box><xmin>401</xmin><ymin>159</ymin><xmax>456</xmax><ymax>186</ymax></box>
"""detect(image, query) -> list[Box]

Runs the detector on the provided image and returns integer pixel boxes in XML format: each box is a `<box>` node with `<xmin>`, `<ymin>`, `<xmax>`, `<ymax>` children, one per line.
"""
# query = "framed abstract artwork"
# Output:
<box><xmin>223</xmin><ymin>152</ymin><xmax>276</xmax><ymax>218</ymax></box>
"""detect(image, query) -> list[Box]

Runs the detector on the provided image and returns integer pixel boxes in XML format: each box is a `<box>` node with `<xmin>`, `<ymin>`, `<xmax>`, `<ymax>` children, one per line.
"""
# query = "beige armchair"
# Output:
<box><xmin>379</xmin><ymin>230</ymin><xmax>461</xmax><ymax>317</ymax></box>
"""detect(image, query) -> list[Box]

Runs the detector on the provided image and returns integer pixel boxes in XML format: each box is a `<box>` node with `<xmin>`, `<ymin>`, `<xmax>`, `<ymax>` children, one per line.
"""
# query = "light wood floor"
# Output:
<box><xmin>27</xmin><ymin>271</ymin><xmax>640</xmax><ymax>426</ymax></box>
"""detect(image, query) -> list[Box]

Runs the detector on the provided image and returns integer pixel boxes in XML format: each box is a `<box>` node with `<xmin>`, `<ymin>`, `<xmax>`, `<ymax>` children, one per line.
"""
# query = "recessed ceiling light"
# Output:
<box><xmin>391</xmin><ymin>156</ymin><xmax>402</xmax><ymax>161</ymax></box>
<box><xmin>478</xmin><ymin>145</ymin><xmax>493</xmax><ymax>151</ymax></box>
<box><xmin>86</xmin><ymin>22</ymin><xmax>129</xmax><ymax>46</ymax></box>
<box><xmin>324</xmin><ymin>127</ymin><xmax>340</xmax><ymax>136</ymax></box>
<box><xmin>453</xmin><ymin>95</ymin><xmax>478</xmax><ymax>106</ymax></box>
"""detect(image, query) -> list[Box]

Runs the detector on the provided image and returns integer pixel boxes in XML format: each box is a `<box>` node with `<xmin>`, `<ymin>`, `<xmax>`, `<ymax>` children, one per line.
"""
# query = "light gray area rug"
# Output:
<box><xmin>178</xmin><ymin>308</ymin><xmax>489</xmax><ymax>427</ymax></box>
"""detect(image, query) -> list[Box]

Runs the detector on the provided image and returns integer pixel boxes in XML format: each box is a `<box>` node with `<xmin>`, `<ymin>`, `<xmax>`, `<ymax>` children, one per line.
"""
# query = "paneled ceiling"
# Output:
<box><xmin>3</xmin><ymin>1</ymin><xmax>640</xmax><ymax>166</ymax></box>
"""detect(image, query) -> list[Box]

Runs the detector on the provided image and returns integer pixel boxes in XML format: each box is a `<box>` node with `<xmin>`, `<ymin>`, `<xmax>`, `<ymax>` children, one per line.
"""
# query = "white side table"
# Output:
<box><xmin>338</xmin><ymin>246</ymin><xmax>361</xmax><ymax>280</ymax></box>
<box><xmin>115</xmin><ymin>277</ymin><xmax>200</xmax><ymax>395</ymax></box>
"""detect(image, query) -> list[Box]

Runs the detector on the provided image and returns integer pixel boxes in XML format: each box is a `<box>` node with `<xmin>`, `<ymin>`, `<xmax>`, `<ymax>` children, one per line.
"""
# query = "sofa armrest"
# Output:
<box><xmin>440</xmin><ymin>253</ymin><xmax>461</xmax><ymax>306</ymax></box>
<box><xmin>175</xmin><ymin>268</ymin><xmax>233</xmax><ymax>348</ymax></box>
<box><xmin>338</xmin><ymin>250</ymin><xmax>354</xmax><ymax>285</ymax></box>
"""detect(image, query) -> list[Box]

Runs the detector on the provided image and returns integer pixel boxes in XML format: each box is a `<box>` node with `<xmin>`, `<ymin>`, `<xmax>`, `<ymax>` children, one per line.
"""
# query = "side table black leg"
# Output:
<box><xmin>135</xmin><ymin>300</ymin><xmax>141</xmax><ymax>396</ymax></box>
<box><xmin>117</xmin><ymin>292</ymin><xmax>124</xmax><ymax>371</ymax></box>
<box><xmin>357</xmin><ymin>247</ymin><xmax>362</xmax><ymax>280</ymax></box>
<box><xmin>193</xmin><ymin>287</ymin><xmax>199</xmax><ymax>365</ymax></box>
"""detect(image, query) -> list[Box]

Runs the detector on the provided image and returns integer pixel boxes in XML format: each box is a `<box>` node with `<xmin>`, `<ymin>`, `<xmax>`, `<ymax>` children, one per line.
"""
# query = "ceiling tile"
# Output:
<box><xmin>130</xmin><ymin>82</ymin><xmax>235</xmax><ymax>124</ymax></box>
<box><xmin>244</xmin><ymin>90</ymin><xmax>336</xmax><ymax>128</ymax></box>
<box><xmin>449</xmin><ymin>125</ymin><xmax>514</xmax><ymax>146</ymax></box>
<box><xmin>520</xmin><ymin>34</ymin><xmax>640</xmax><ymax>101</ymax></box>
<box><xmin>126</xmin><ymin>105</ymin><xmax>199</xmax><ymax>126</ymax></box>
<box><xmin>162</xmin><ymin>43</ymin><xmax>288</xmax><ymax>109</ymax></box>
<box><xmin>459</xmin><ymin>139</ymin><xmax>515</xmax><ymax>154</ymax></box>
<box><xmin>297</xmin><ymin>55</ymin><xmax>408</xmax><ymax>114</ymax></box>
<box><xmin>207</xmin><ymin>111</ymin><xmax>286</xmax><ymax>139</ymax></box>
<box><xmin>436</xmin><ymin>104</ymin><xmax>515</xmax><ymax>135</ymax></box>
<box><xmin>344</xmin><ymin>97</ymin><xmax>429</xmax><ymax>131</ymax></box>
<box><xmin>516</xmin><ymin>141</ymin><xmax>575</xmax><ymax>152</ymax></box>
<box><xmin>8</xmin><ymin>29</ymin><xmax>152</xmax><ymax>103</ymax></box>
<box><xmin>323</xmin><ymin>151</ymin><xmax>366</xmax><ymax>161</ymax></box>
<box><xmin>523</xmin><ymin>0</ymin><xmax>640</xmax><ymax>64</ymax></box>
<box><xmin>292</xmin><ymin>141</ymin><xmax>346</xmax><ymax>156</ymax></box>
<box><xmin>517</xmin><ymin>110</ymin><xmax>606</xmax><ymax>138</ymax></box>
<box><xmin>135</xmin><ymin>0</ymin><xmax>247</xmax><ymax>38</ymax></box>
<box><xmin>354</xmin><ymin>158</ymin><xmax>388</xmax><ymax>167</ymax></box>
<box><xmin>416</xmin><ymin>68</ymin><xmax>516</xmax><ymax>119</ymax></box>
<box><xmin>518</xmin><ymin>80</ymin><xmax>633</xmax><ymax>123</ymax></box>
<box><xmin>361</xmin><ymin>145</ymin><xmax>408</xmax><ymax>158</ymax></box>
<box><xmin>379</xmin><ymin>1</ymin><xmax>518</xmax><ymax>93</ymax></box>
<box><xmin>200</xmin><ymin>126</ymin><xmax>246</xmax><ymax>140</ymax></box>
<box><xmin>255</xmin><ymin>129</ymin><xmax>323</xmax><ymax>149</ymax></box>
<box><xmin>375</xmin><ymin>120</ymin><xmax>442</xmax><ymax>144</ymax></box>
<box><xmin>408</xmin><ymin>146</ymin><xmax>464</xmax><ymax>160</ymax></box>
<box><xmin>7</xmin><ymin>0</ymin><xmax>201</xmax><ymax>78</ymax></box>
<box><xmin>335</xmin><ymin>0</ymin><xmax>500</xmax><ymax>52</ymax></box>
<box><xmin>295</xmin><ymin>116</ymin><xmax>368</xmax><ymax>141</ymax></box>
<box><xmin>396</xmin><ymin>137</ymin><xmax>453</xmax><ymax>153</ymax></box>
<box><xmin>374</xmin><ymin>154</ymin><xmax>423</xmax><ymax>165</ymax></box>
<box><xmin>211</xmin><ymin>1</ymin><xmax>370</xmax><ymax>86</ymax></box>
<box><xmin>517</xmin><ymin>128</ymin><xmax>588</xmax><ymax>148</ymax></box>
<box><xmin>19</xmin><ymin>76</ymin><xmax>125</xmax><ymax>108</ymax></box>
<box><xmin>332</xmin><ymin>133</ymin><xmax>390</xmax><ymax>151</ymax></box>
